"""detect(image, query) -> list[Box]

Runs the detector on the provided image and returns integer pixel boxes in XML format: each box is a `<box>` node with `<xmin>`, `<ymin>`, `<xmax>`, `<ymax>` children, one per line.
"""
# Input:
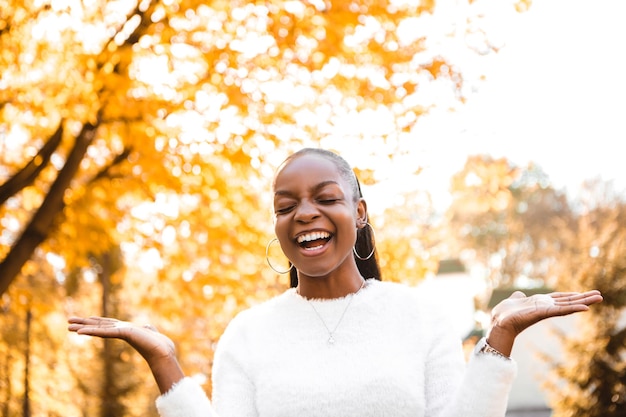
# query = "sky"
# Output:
<box><xmin>379</xmin><ymin>0</ymin><xmax>626</xmax><ymax>212</ymax></box>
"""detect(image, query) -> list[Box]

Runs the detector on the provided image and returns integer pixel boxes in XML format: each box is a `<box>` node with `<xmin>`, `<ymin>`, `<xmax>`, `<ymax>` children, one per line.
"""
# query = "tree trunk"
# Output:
<box><xmin>101</xmin><ymin>252</ymin><xmax>113</xmax><ymax>417</ymax></box>
<box><xmin>99</xmin><ymin>252</ymin><xmax>126</xmax><ymax>417</ymax></box>
<box><xmin>0</xmin><ymin>118</ymin><xmax>99</xmax><ymax>296</ymax></box>
<box><xmin>1</xmin><ymin>351</ymin><xmax>11</xmax><ymax>417</ymax></box>
<box><xmin>22</xmin><ymin>308</ymin><xmax>32</xmax><ymax>417</ymax></box>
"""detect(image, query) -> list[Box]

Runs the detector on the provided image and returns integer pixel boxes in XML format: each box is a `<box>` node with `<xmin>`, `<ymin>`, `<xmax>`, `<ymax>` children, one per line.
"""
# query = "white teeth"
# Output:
<box><xmin>297</xmin><ymin>231</ymin><xmax>331</xmax><ymax>244</ymax></box>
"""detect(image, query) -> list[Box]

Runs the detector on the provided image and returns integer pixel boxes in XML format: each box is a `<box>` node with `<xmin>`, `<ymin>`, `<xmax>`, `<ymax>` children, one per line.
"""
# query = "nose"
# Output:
<box><xmin>294</xmin><ymin>199</ymin><xmax>320</xmax><ymax>223</ymax></box>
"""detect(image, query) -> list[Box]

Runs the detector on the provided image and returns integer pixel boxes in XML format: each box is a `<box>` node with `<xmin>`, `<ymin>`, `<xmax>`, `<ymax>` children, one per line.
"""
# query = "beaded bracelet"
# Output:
<box><xmin>477</xmin><ymin>338</ymin><xmax>511</xmax><ymax>361</ymax></box>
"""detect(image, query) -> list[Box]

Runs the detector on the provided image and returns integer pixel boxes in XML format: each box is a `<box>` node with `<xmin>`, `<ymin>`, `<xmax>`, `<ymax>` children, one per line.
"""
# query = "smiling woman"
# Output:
<box><xmin>272</xmin><ymin>149</ymin><xmax>371</xmax><ymax>299</ymax></box>
<box><xmin>68</xmin><ymin>147</ymin><xmax>603</xmax><ymax>417</ymax></box>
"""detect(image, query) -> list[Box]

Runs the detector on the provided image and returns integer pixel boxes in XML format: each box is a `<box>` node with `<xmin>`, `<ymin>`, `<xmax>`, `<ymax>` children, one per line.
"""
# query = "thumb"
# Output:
<box><xmin>509</xmin><ymin>291</ymin><xmax>527</xmax><ymax>299</ymax></box>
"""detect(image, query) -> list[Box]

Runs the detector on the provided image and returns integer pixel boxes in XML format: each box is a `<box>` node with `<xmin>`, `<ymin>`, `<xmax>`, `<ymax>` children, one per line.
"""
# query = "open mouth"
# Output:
<box><xmin>296</xmin><ymin>231</ymin><xmax>332</xmax><ymax>251</ymax></box>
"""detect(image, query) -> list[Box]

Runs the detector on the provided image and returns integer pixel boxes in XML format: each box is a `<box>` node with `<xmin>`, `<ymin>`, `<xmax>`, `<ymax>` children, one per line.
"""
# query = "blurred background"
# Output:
<box><xmin>1</xmin><ymin>0</ymin><xmax>624</xmax><ymax>416</ymax></box>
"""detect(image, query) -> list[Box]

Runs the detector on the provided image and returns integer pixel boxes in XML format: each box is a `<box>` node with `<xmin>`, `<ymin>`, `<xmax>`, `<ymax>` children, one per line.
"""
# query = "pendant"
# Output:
<box><xmin>328</xmin><ymin>335</ymin><xmax>335</xmax><ymax>344</ymax></box>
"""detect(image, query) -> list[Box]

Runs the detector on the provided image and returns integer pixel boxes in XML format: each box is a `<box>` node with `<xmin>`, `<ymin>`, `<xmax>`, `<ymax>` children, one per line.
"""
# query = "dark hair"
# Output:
<box><xmin>277</xmin><ymin>148</ymin><xmax>382</xmax><ymax>287</ymax></box>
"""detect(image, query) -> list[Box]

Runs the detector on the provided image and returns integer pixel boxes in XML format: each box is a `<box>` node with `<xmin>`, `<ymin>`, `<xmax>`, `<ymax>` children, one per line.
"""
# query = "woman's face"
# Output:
<box><xmin>272</xmin><ymin>154</ymin><xmax>366</xmax><ymax>279</ymax></box>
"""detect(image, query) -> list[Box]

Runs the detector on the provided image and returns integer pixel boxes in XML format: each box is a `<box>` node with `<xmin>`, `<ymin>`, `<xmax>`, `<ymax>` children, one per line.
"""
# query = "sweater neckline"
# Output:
<box><xmin>289</xmin><ymin>278</ymin><xmax>377</xmax><ymax>304</ymax></box>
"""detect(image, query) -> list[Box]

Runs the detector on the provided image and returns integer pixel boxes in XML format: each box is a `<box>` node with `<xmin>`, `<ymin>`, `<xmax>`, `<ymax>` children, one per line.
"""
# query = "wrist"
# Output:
<box><xmin>147</xmin><ymin>352</ymin><xmax>186</xmax><ymax>394</ymax></box>
<box><xmin>477</xmin><ymin>338</ymin><xmax>511</xmax><ymax>360</ymax></box>
<box><xmin>485</xmin><ymin>325</ymin><xmax>515</xmax><ymax>357</ymax></box>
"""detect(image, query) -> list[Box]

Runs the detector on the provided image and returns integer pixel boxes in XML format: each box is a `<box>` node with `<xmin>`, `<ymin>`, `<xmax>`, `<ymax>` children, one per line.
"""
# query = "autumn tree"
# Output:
<box><xmin>544</xmin><ymin>181</ymin><xmax>626</xmax><ymax>417</ymax></box>
<box><xmin>445</xmin><ymin>154</ymin><xmax>573</xmax><ymax>288</ymax></box>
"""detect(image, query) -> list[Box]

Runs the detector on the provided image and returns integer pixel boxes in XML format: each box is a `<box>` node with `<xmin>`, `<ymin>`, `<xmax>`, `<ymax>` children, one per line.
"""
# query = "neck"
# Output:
<box><xmin>297</xmin><ymin>274</ymin><xmax>365</xmax><ymax>299</ymax></box>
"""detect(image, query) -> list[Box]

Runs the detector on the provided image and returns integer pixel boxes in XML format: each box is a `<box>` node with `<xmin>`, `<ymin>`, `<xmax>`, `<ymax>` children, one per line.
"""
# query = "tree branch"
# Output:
<box><xmin>97</xmin><ymin>0</ymin><xmax>160</xmax><ymax>71</ymax></box>
<box><xmin>0</xmin><ymin>122</ymin><xmax>63</xmax><ymax>206</ymax></box>
<box><xmin>89</xmin><ymin>146</ymin><xmax>133</xmax><ymax>185</ymax></box>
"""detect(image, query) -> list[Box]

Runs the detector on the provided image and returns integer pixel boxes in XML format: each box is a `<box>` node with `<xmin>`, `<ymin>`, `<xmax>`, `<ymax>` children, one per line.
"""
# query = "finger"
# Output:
<box><xmin>87</xmin><ymin>316</ymin><xmax>122</xmax><ymax>324</ymax></box>
<box><xmin>68</xmin><ymin>317</ymin><xmax>103</xmax><ymax>332</ymax></box>
<box><xmin>549</xmin><ymin>290</ymin><xmax>602</xmax><ymax>299</ymax></box>
<box><xmin>68</xmin><ymin>316</ymin><xmax>93</xmax><ymax>324</ymax></box>
<box><xmin>548</xmin><ymin>304</ymin><xmax>590</xmax><ymax>318</ymax></box>
<box><xmin>551</xmin><ymin>292</ymin><xmax>603</xmax><ymax>306</ymax></box>
<box><xmin>68</xmin><ymin>318</ymin><xmax>130</xmax><ymax>336</ymax></box>
<box><xmin>73</xmin><ymin>324</ymin><xmax>130</xmax><ymax>338</ymax></box>
<box><xmin>68</xmin><ymin>316</ymin><xmax>119</xmax><ymax>326</ymax></box>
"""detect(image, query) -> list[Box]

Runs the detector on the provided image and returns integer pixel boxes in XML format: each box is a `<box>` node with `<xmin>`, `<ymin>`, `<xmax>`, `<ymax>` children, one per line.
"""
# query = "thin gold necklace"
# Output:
<box><xmin>304</xmin><ymin>280</ymin><xmax>366</xmax><ymax>345</ymax></box>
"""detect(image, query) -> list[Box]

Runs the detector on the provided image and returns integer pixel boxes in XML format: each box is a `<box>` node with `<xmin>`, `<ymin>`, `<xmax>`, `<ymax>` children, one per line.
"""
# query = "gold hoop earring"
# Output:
<box><xmin>266</xmin><ymin>238</ymin><xmax>293</xmax><ymax>274</ymax></box>
<box><xmin>353</xmin><ymin>222</ymin><xmax>376</xmax><ymax>261</ymax></box>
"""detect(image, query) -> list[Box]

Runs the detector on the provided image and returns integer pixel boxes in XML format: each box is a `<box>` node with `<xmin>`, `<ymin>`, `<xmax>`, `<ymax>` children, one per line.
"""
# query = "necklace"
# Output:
<box><xmin>304</xmin><ymin>280</ymin><xmax>366</xmax><ymax>345</ymax></box>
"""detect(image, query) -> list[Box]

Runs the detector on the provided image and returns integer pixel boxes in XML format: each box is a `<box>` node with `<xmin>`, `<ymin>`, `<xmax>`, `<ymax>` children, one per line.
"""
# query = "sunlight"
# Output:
<box><xmin>137</xmin><ymin>247</ymin><xmax>163</xmax><ymax>273</ymax></box>
<box><xmin>1</xmin><ymin>124</ymin><xmax>30</xmax><ymax>163</ymax></box>
<box><xmin>46</xmin><ymin>252</ymin><xmax>66</xmax><ymax>269</ymax></box>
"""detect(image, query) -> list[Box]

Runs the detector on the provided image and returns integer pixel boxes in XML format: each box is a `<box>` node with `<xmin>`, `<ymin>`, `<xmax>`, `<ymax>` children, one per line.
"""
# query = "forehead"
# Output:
<box><xmin>273</xmin><ymin>154</ymin><xmax>347</xmax><ymax>191</ymax></box>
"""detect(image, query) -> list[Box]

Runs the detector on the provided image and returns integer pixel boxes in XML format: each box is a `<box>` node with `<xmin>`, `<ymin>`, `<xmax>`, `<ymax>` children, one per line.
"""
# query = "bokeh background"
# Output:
<box><xmin>1</xmin><ymin>0</ymin><xmax>624</xmax><ymax>416</ymax></box>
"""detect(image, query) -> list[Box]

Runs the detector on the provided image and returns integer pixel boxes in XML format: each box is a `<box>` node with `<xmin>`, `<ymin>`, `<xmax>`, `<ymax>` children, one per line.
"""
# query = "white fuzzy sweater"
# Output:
<box><xmin>156</xmin><ymin>280</ymin><xmax>517</xmax><ymax>417</ymax></box>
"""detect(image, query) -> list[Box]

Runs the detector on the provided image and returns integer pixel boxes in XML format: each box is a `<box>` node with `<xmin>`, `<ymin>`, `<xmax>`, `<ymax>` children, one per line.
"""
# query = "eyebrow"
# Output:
<box><xmin>274</xmin><ymin>180</ymin><xmax>340</xmax><ymax>197</ymax></box>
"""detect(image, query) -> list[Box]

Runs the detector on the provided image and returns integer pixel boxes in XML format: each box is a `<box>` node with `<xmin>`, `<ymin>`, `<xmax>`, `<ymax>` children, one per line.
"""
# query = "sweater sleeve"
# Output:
<box><xmin>154</xmin><ymin>312</ymin><xmax>257</xmax><ymax>417</ymax></box>
<box><xmin>155</xmin><ymin>377</ymin><xmax>215</xmax><ymax>417</ymax></box>
<box><xmin>427</xmin><ymin>334</ymin><xmax>517</xmax><ymax>417</ymax></box>
<box><xmin>443</xmin><ymin>338</ymin><xmax>517</xmax><ymax>417</ymax></box>
<box><xmin>414</xmin><ymin>283</ymin><xmax>517</xmax><ymax>417</ymax></box>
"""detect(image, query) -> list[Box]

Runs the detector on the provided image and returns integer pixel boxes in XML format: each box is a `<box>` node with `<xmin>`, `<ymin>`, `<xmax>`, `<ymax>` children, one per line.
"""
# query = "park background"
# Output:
<box><xmin>1</xmin><ymin>0</ymin><xmax>625</xmax><ymax>416</ymax></box>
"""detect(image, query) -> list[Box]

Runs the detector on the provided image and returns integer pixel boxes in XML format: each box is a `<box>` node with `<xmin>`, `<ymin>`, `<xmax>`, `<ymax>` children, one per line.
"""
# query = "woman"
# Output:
<box><xmin>68</xmin><ymin>148</ymin><xmax>603</xmax><ymax>417</ymax></box>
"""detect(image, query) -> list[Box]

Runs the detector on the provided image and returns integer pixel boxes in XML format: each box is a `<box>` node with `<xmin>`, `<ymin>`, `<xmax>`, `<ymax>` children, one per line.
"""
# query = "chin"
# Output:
<box><xmin>295</xmin><ymin>267</ymin><xmax>333</xmax><ymax>280</ymax></box>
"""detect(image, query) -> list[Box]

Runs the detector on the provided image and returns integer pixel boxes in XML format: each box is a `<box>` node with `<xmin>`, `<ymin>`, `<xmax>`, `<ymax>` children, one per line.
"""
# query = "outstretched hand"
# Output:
<box><xmin>68</xmin><ymin>316</ymin><xmax>184</xmax><ymax>394</ymax></box>
<box><xmin>487</xmin><ymin>290</ymin><xmax>603</xmax><ymax>357</ymax></box>
<box><xmin>68</xmin><ymin>316</ymin><xmax>175</xmax><ymax>362</ymax></box>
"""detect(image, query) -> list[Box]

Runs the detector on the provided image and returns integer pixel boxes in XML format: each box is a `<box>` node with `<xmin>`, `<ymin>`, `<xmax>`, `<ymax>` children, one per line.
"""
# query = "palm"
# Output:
<box><xmin>491</xmin><ymin>290</ymin><xmax>603</xmax><ymax>337</ymax></box>
<box><xmin>68</xmin><ymin>316</ymin><xmax>175</xmax><ymax>364</ymax></box>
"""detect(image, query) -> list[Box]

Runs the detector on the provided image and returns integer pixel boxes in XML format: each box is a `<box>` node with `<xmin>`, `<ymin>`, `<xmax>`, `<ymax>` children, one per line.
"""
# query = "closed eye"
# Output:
<box><xmin>275</xmin><ymin>205</ymin><xmax>295</xmax><ymax>214</ymax></box>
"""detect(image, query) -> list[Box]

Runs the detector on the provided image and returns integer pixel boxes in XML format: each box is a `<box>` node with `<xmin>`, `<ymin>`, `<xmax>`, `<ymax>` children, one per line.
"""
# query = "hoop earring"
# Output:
<box><xmin>266</xmin><ymin>238</ymin><xmax>293</xmax><ymax>274</ymax></box>
<box><xmin>353</xmin><ymin>222</ymin><xmax>376</xmax><ymax>261</ymax></box>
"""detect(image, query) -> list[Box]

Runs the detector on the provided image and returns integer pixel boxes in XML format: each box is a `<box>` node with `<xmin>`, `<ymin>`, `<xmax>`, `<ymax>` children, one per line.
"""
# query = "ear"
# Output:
<box><xmin>356</xmin><ymin>198</ymin><xmax>368</xmax><ymax>227</ymax></box>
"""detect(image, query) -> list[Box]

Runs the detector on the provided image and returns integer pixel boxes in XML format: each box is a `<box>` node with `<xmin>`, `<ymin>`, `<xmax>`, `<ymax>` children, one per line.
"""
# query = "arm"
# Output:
<box><xmin>426</xmin><ymin>289</ymin><xmax>603</xmax><ymax>417</ymax></box>
<box><xmin>156</xmin><ymin>312</ymin><xmax>258</xmax><ymax>417</ymax></box>
<box><xmin>430</xmin><ymin>340</ymin><xmax>518</xmax><ymax>417</ymax></box>
<box><xmin>69</xmin><ymin>317</ymin><xmax>214</xmax><ymax>417</ymax></box>
<box><xmin>68</xmin><ymin>317</ymin><xmax>184</xmax><ymax>394</ymax></box>
<box><xmin>68</xmin><ymin>315</ymin><xmax>257</xmax><ymax>417</ymax></box>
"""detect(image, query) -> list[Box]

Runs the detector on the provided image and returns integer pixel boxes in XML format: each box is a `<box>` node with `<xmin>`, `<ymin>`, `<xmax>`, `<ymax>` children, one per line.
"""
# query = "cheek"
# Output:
<box><xmin>273</xmin><ymin>216</ymin><xmax>289</xmax><ymax>238</ymax></box>
<box><xmin>339</xmin><ymin>214</ymin><xmax>358</xmax><ymax>243</ymax></box>
<box><xmin>272</xmin><ymin>220</ymin><xmax>292</xmax><ymax>254</ymax></box>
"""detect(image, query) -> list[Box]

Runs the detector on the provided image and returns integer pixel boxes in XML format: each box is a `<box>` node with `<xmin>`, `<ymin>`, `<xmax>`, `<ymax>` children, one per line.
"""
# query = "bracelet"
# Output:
<box><xmin>477</xmin><ymin>339</ymin><xmax>511</xmax><ymax>361</ymax></box>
